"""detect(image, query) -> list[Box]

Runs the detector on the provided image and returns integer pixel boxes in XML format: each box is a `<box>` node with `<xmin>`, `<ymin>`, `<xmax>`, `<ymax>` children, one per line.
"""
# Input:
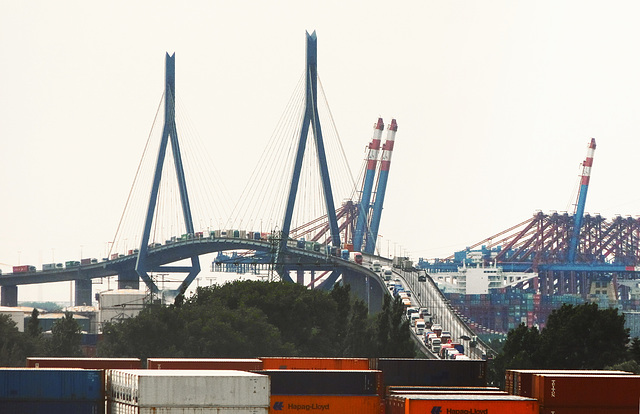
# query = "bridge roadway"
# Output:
<box><xmin>369</xmin><ymin>256</ymin><xmax>492</xmax><ymax>360</ymax></box>
<box><xmin>394</xmin><ymin>265</ymin><xmax>494</xmax><ymax>360</ymax></box>
<box><xmin>0</xmin><ymin>236</ymin><xmax>388</xmax><ymax>312</ymax></box>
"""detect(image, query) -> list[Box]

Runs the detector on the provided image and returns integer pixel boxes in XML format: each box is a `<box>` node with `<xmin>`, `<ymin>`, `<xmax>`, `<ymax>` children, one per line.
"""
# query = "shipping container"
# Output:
<box><xmin>42</xmin><ymin>263</ymin><xmax>57</xmax><ymax>271</ymax></box>
<box><xmin>147</xmin><ymin>358</ymin><xmax>263</xmax><ymax>371</ymax></box>
<box><xmin>109</xmin><ymin>401</ymin><xmax>269</xmax><ymax>414</ymax></box>
<box><xmin>388</xmin><ymin>386</ymin><xmax>501</xmax><ymax>394</ymax></box>
<box><xmin>370</xmin><ymin>358</ymin><xmax>487</xmax><ymax>387</ymax></box>
<box><xmin>388</xmin><ymin>390</ymin><xmax>508</xmax><ymax>396</ymax></box>
<box><xmin>12</xmin><ymin>265</ymin><xmax>35</xmax><ymax>273</ymax></box>
<box><xmin>268</xmin><ymin>395</ymin><xmax>380</xmax><ymax>414</ymax></box>
<box><xmin>27</xmin><ymin>357</ymin><xmax>142</xmax><ymax>370</ymax></box>
<box><xmin>107</xmin><ymin>369</ymin><xmax>270</xmax><ymax>407</ymax></box>
<box><xmin>259</xmin><ymin>357</ymin><xmax>369</xmax><ymax>370</ymax></box>
<box><xmin>81</xmin><ymin>258</ymin><xmax>92</xmax><ymax>265</ymax></box>
<box><xmin>0</xmin><ymin>400</ymin><xmax>104</xmax><ymax>414</ymax></box>
<box><xmin>385</xmin><ymin>394</ymin><xmax>538</xmax><ymax>414</ymax></box>
<box><xmin>252</xmin><ymin>370</ymin><xmax>382</xmax><ymax>396</ymax></box>
<box><xmin>506</xmin><ymin>369</ymin><xmax>633</xmax><ymax>397</ymax></box>
<box><xmin>532</xmin><ymin>374</ymin><xmax>640</xmax><ymax>408</ymax></box>
<box><xmin>0</xmin><ymin>368</ymin><xmax>103</xmax><ymax>401</ymax></box>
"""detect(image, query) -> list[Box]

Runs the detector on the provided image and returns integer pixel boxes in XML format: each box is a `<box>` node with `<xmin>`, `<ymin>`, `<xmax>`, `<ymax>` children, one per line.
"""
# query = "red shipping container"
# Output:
<box><xmin>386</xmin><ymin>394</ymin><xmax>538</xmax><ymax>414</ymax></box>
<box><xmin>12</xmin><ymin>265</ymin><xmax>30</xmax><ymax>273</ymax></box>
<box><xmin>27</xmin><ymin>357</ymin><xmax>142</xmax><ymax>370</ymax></box>
<box><xmin>389</xmin><ymin>390</ymin><xmax>507</xmax><ymax>396</ymax></box>
<box><xmin>147</xmin><ymin>358</ymin><xmax>263</xmax><ymax>371</ymax></box>
<box><xmin>533</xmin><ymin>374</ymin><xmax>640</xmax><ymax>408</ymax></box>
<box><xmin>260</xmin><ymin>357</ymin><xmax>369</xmax><ymax>370</ymax></box>
<box><xmin>506</xmin><ymin>369</ymin><xmax>632</xmax><ymax>397</ymax></box>
<box><xmin>387</xmin><ymin>386</ymin><xmax>502</xmax><ymax>395</ymax></box>
<box><xmin>270</xmin><ymin>394</ymin><xmax>380</xmax><ymax>414</ymax></box>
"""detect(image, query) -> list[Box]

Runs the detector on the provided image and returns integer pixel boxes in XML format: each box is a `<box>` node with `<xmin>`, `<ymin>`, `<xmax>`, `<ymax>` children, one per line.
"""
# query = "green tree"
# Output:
<box><xmin>0</xmin><ymin>315</ymin><xmax>29</xmax><ymax>366</ymax></box>
<box><xmin>99</xmin><ymin>280</ymin><xmax>416</xmax><ymax>360</ymax></box>
<box><xmin>493</xmin><ymin>302</ymin><xmax>630</xmax><ymax>386</ymax></box>
<box><xmin>343</xmin><ymin>299</ymin><xmax>376</xmax><ymax>357</ymax></box>
<box><xmin>606</xmin><ymin>359</ymin><xmax>640</xmax><ymax>374</ymax></box>
<box><xmin>629</xmin><ymin>337</ymin><xmax>640</xmax><ymax>364</ymax></box>
<box><xmin>538</xmin><ymin>303</ymin><xmax>628</xmax><ymax>369</ymax></box>
<box><xmin>26</xmin><ymin>308</ymin><xmax>42</xmax><ymax>338</ymax></box>
<box><xmin>376</xmin><ymin>295</ymin><xmax>415</xmax><ymax>357</ymax></box>
<box><xmin>20</xmin><ymin>302</ymin><xmax>62</xmax><ymax>313</ymax></box>
<box><xmin>489</xmin><ymin>323</ymin><xmax>540</xmax><ymax>388</ymax></box>
<box><xmin>330</xmin><ymin>283</ymin><xmax>352</xmax><ymax>354</ymax></box>
<box><xmin>48</xmin><ymin>311</ymin><xmax>82</xmax><ymax>356</ymax></box>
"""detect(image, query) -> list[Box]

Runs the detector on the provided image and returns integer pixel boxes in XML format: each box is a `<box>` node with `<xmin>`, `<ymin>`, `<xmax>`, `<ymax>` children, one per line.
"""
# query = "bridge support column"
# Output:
<box><xmin>0</xmin><ymin>285</ymin><xmax>17</xmax><ymax>307</ymax></box>
<box><xmin>297</xmin><ymin>269</ymin><xmax>304</xmax><ymax>285</ymax></box>
<box><xmin>118</xmin><ymin>270</ymin><xmax>140</xmax><ymax>290</ymax></box>
<box><xmin>74</xmin><ymin>278</ymin><xmax>92</xmax><ymax>306</ymax></box>
<box><xmin>341</xmin><ymin>271</ymin><xmax>384</xmax><ymax>314</ymax></box>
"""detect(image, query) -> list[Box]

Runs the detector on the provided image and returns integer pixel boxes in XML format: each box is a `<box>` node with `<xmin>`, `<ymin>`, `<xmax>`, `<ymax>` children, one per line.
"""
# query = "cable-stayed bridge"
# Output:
<box><xmin>0</xmin><ymin>32</ymin><xmax>394</xmax><ymax>313</ymax></box>
<box><xmin>2</xmin><ymin>32</ymin><xmax>640</xmax><ymax>347</ymax></box>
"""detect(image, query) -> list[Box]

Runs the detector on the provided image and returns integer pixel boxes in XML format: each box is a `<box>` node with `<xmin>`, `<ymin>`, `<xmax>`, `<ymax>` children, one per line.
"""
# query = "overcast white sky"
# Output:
<box><xmin>3</xmin><ymin>2</ymin><xmax>640</xmax><ymax>302</ymax></box>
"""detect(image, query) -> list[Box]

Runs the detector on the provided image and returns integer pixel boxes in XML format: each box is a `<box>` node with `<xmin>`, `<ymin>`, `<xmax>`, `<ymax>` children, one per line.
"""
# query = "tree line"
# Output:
<box><xmin>1</xmin><ymin>281</ymin><xmax>417</xmax><ymax>366</ymax></box>
<box><xmin>489</xmin><ymin>302</ymin><xmax>640</xmax><ymax>387</ymax></box>
<box><xmin>98</xmin><ymin>281</ymin><xmax>416</xmax><ymax>360</ymax></box>
<box><xmin>0</xmin><ymin>309</ymin><xmax>83</xmax><ymax>366</ymax></box>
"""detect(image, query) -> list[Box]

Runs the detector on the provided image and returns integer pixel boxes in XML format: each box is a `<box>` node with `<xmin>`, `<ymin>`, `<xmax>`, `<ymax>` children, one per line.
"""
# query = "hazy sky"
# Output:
<box><xmin>3</xmin><ymin>2</ymin><xmax>640</xmax><ymax>301</ymax></box>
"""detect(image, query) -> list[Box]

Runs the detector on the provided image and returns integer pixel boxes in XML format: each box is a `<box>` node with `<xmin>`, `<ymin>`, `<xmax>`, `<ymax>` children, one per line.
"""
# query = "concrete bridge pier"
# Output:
<box><xmin>74</xmin><ymin>278</ymin><xmax>92</xmax><ymax>306</ymax></box>
<box><xmin>0</xmin><ymin>285</ymin><xmax>17</xmax><ymax>307</ymax></box>
<box><xmin>118</xmin><ymin>270</ymin><xmax>140</xmax><ymax>290</ymax></box>
<box><xmin>342</xmin><ymin>271</ymin><xmax>384</xmax><ymax>314</ymax></box>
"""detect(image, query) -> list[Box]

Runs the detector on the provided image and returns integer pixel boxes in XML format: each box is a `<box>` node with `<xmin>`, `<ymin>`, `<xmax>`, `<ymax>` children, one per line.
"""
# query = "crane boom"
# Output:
<box><xmin>568</xmin><ymin>138</ymin><xmax>596</xmax><ymax>263</ymax></box>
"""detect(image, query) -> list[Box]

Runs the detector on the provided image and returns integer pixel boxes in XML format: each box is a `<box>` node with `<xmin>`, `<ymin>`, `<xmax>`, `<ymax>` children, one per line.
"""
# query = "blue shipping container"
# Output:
<box><xmin>0</xmin><ymin>368</ymin><xmax>103</xmax><ymax>401</ymax></box>
<box><xmin>0</xmin><ymin>400</ymin><xmax>104</xmax><ymax>414</ymax></box>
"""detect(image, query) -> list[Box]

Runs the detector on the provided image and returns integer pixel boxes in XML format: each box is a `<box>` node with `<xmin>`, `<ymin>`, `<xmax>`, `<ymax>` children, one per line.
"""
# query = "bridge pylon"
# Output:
<box><xmin>134</xmin><ymin>53</ymin><xmax>201</xmax><ymax>298</ymax></box>
<box><xmin>277</xmin><ymin>31</ymin><xmax>341</xmax><ymax>281</ymax></box>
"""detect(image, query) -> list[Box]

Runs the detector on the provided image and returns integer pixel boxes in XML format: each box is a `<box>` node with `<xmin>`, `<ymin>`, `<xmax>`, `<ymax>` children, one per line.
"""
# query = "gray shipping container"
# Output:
<box><xmin>107</xmin><ymin>369</ymin><xmax>270</xmax><ymax>408</ymax></box>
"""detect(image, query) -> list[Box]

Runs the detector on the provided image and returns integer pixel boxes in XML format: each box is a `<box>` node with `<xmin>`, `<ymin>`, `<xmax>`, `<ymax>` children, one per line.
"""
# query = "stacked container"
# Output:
<box><xmin>370</xmin><ymin>358</ymin><xmax>487</xmax><ymax>387</ymax></box>
<box><xmin>0</xmin><ymin>368</ymin><xmax>105</xmax><ymax>414</ymax></box>
<box><xmin>259</xmin><ymin>357</ymin><xmax>369</xmax><ymax>370</ymax></box>
<box><xmin>505</xmin><ymin>369</ymin><xmax>633</xmax><ymax>397</ymax></box>
<box><xmin>106</xmin><ymin>369</ymin><xmax>270</xmax><ymax>414</ymax></box>
<box><xmin>147</xmin><ymin>358</ymin><xmax>263</xmax><ymax>371</ymax></box>
<box><xmin>27</xmin><ymin>357</ymin><xmax>142</xmax><ymax>370</ymax></box>
<box><xmin>532</xmin><ymin>373</ymin><xmax>640</xmax><ymax>413</ymax></box>
<box><xmin>253</xmin><ymin>370</ymin><xmax>382</xmax><ymax>414</ymax></box>
<box><xmin>386</xmin><ymin>394</ymin><xmax>539</xmax><ymax>414</ymax></box>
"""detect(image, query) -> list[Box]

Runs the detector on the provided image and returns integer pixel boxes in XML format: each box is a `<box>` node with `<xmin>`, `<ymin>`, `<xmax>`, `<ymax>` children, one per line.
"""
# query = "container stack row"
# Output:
<box><xmin>506</xmin><ymin>369</ymin><xmax>640</xmax><ymax>413</ymax></box>
<box><xmin>12</xmin><ymin>357</ymin><xmax>494</xmax><ymax>414</ymax></box>
<box><xmin>107</xmin><ymin>369</ymin><xmax>270</xmax><ymax>414</ymax></box>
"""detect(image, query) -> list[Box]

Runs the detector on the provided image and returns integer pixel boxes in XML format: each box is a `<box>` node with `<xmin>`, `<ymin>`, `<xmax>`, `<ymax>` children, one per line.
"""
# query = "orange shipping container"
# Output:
<box><xmin>260</xmin><ymin>357</ymin><xmax>369</xmax><ymax>370</ymax></box>
<box><xmin>386</xmin><ymin>394</ymin><xmax>539</xmax><ymax>414</ymax></box>
<box><xmin>533</xmin><ymin>374</ymin><xmax>640</xmax><ymax>408</ymax></box>
<box><xmin>270</xmin><ymin>395</ymin><xmax>380</xmax><ymax>414</ymax></box>
<box><xmin>147</xmin><ymin>358</ymin><xmax>263</xmax><ymax>370</ymax></box>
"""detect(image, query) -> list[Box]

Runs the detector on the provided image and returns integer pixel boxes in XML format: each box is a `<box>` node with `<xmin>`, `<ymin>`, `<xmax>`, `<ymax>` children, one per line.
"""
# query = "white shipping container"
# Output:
<box><xmin>109</xmin><ymin>401</ymin><xmax>269</xmax><ymax>414</ymax></box>
<box><xmin>107</xmin><ymin>370</ymin><xmax>270</xmax><ymax>407</ymax></box>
